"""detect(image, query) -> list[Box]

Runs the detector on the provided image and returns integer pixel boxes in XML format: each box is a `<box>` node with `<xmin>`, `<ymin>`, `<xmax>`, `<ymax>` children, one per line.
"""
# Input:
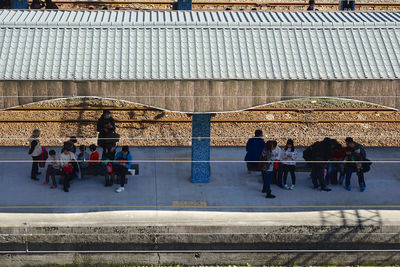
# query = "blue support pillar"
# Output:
<box><xmin>12</xmin><ymin>0</ymin><xmax>28</xmax><ymax>9</ymax></box>
<box><xmin>191</xmin><ymin>114</ymin><xmax>211</xmax><ymax>183</ymax></box>
<box><xmin>177</xmin><ymin>0</ymin><xmax>192</xmax><ymax>10</ymax></box>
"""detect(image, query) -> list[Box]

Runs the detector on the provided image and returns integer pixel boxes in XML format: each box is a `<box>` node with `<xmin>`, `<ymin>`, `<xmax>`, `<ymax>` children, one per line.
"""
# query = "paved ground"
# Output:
<box><xmin>0</xmin><ymin>146</ymin><xmax>399</xmax><ymax>214</ymax></box>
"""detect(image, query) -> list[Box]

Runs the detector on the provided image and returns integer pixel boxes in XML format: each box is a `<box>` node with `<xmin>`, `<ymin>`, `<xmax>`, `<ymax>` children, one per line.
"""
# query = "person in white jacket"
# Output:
<box><xmin>271</xmin><ymin>140</ymin><xmax>283</xmax><ymax>187</ymax></box>
<box><xmin>59</xmin><ymin>147</ymin><xmax>77</xmax><ymax>192</ymax></box>
<box><xmin>28</xmin><ymin>129</ymin><xmax>42</xmax><ymax>180</ymax></box>
<box><xmin>282</xmin><ymin>139</ymin><xmax>297</xmax><ymax>190</ymax></box>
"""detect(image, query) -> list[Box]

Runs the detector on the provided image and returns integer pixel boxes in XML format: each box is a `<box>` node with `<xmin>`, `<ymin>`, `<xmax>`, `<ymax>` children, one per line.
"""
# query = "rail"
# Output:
<box><xmin>1</xmin><ymin>107</ymin><xmax>397</xmax><ymax>123</ymax></box>
<box><xmin>0</xmin><ymin>119</ymin><xmax>398</xmax><ymax>123</ymax></box>
<box><xmin>3</xmin><ymin>107</ymin><xmax>395</xmax><ymax>112</ymax></box>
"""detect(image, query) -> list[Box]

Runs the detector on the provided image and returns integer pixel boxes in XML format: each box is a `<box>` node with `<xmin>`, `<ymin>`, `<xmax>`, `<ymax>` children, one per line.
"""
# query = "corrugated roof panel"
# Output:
<box><xmin>266</xmin><ymin>29</ymin><xmax>279</xmax><ymax>78</ymax></box>
<box><xmin>0</xmin><ymin>10</ymin><xmax>399</xmax><ymax>80</ymax></box>
<box><xmin>222</xmin><ymin>29</ymin><xmax>234</xmax><ymax>79</ymax></box>
<box><xmin>385</xmin><ymin>29</ymin><xmax>400</xmax><ymax>78</ymax></box>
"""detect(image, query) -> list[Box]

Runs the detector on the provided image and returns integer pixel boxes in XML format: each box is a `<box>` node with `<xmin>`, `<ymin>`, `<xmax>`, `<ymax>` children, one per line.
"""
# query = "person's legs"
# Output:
<box><xmin>272</xmin><ymin>168</ymin><xmax>278</xmax><ymax>185</ymax></box>
<box><xmin>277</xmin><ymin>163</ymin><xmax>284</xmax><ymax>186</ymax></box>
<box><xmin>120</xmin><ymin>173</ymin><xmax>126</xmax><ymax>187</ymax></box>
<box><xmin>282</xmin><ymin>164</ymin><xmax>289</xmax><ymax>185</ymax></box>
<box><xmin>262</xmin><ymin>171</ymin><xmax>267</xmax><ymax>192</ymax></box>
<box><xmin>50</xmin><ymin>169</ymin><xmax>59</xmax><ymax>187</ymax></box>
<box><xmin>105</xmin><ymin>174</ymin><xmax>110</xmax><ymax>186</ymax></box>
<box><xmin>338</xmin><ymin>163</ymin><xmax>345</xmax><ymax>184</ymax></box>
<box><xmin>345</xmin><ymin>168</ymin><xmax>353</xmax><ymax>190</ymax></box>
<box><xmin>31</xmin><ymin>156</ymin><xmax>40</xmax><ymax>179</ymax></box>
<box><xmin>114</xmin><ymin>165</ymin><xmax>127</xmax><ymax>192</ymax></box>
<box><xmin>62</xmin><ymin>173</ymin><xmax>67</xmax><ymax>190</ymax></box>
<box><xmin>67</xmin><ymin>173</ymin><xmax>71</xmax><ymax>188</ymax></box>
<box><xmin>289</xmin><ymin>165</ymin><xmax>296</xmax><ymax>185</ymax></box>
<box><xmin>345</xmin><ymin>168</ymin><xmax>353</xmax><ymax>186</ymax></box>
<box><xmin>357</xmin><ymin>170</ymin><xmax>366</xmax><ymax>191</ymax></box>
<box><xmin>45</xmin><ymin>166</ymin><xmax>52</xmax><ymax>183</ymax></box>
<box><xmin>326</xmin><ymin>163</ymin><xmax>334</xmax><ymax>185</ymax></box>
<box><xmin>311</xmin><ymin>163</ymin><xmax>319</xmax><ymax>188</ymax></box>
<box><xmin>265</xmin><ymin>171</ymin><xmax>275</xmax><ymax>198</ymax></box>
<box><xmin>45</xmin><ymin>166</ymin><xmax>57</xmax><ymax>186</ymax></box>
<box><xmin>63</xmin><ymin>172</ymin><xmax>71</xmax><ymax>192</ymax></box>
<box><xmin>316</xmin><ymin>163</ymin><xmax>330</xmax><ymax>191</ymax></box>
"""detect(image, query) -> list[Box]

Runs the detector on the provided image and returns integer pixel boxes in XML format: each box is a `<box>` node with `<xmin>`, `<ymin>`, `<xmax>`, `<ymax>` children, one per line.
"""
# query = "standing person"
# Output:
<box><xmin>59</xmin><ymin>147</ymin><xmax>76</xmax><ymax>192</ymax></box>
<box><xmin>244</xmin><ymin>130</ymin><xmax>265</xmax><ymax>173</ymax></box>
<box><xmin>271</xmin><ymin>140</ymin><xmax>283</xmax><ymax>187</ymax></box>
<box><xmin>310</xmin><ymin>138</ymin><xmax>332</xmax><ymax>192</ymax></box>
<box><xmin>97</xmin><ymin>110</ymin><xmax>116</xmax><ymax>135</ymax></box>
<box><xmin>30</xmin><ymin>0</ymin><xmax>44</xmax><ymax>9</ymax></box>
<box><xmin>113</xmin><ymin>146</ymin><xmax>133</xmax><ymax>193</ymax></box>
<box><xmin>45</xmin><ymin>0</ymin><xmax>58</xmax><ymax>9</ymax></box>
<box><xmin>28</xmin><ymin>129</ymin><xmax>42</xmax><ymax>181</ymax></box>
<box><xmin>97</xmin><ymin>119</ymin><xmax>120</xmax><ymax>156</ymax></box>
<box><xmin>307</xmin><ymin>0</ymin><xmax>315</xmax><ymax>10</ymax></box>
<box><xmin>345</xmin><ymin>138</ymin><xmax>368</xmax><ymax>192</ymax></box>
<box><xmin>260</xmin><ymin>141</ymin><xmax>276</xmax><ymax>198</ymax></box>
<box><xmin>326</xmin><ymin>140</ymin><xmax>345</xmax><ymax>185</ymax></box>
<box><xmin>282</xmin><ymin>139</ymin><xmax>297</xmax><ymax>190</ymax></box>
<box><xmin>44</xmin><ymin>150</ymin><xmax>59</xmax><ymax>189</ymax></box>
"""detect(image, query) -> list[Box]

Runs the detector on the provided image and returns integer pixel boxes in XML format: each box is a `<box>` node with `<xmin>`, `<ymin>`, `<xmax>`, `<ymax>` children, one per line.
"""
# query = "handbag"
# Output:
<box><xmin>62</xmin><ymin>164</ymin><xmax>73</xmax><ymax>173</ymax></box>
<box><xmin>273</xmin><ymin>161</ymin><xmax>279</xmax><ymax>170</ymax></box>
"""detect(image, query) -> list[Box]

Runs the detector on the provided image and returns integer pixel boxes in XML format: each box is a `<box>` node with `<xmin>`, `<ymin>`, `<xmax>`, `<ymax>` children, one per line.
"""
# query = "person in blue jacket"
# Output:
<box><xmin>244</xmin><ymin>130</ymin><xmax>266</xmax><ymax>173</ymax></box>
<box><xmin>113</xmin><ymin>146</ymin><xmax>133</xmax><ymax>193</ymax></box>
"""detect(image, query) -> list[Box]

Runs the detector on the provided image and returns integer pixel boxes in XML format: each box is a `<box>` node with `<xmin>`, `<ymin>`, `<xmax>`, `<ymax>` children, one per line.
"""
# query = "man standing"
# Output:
<box><xmin>97</xmin><ymin>110</ymin><xmax>116</xmax><ymax>135</ymax></box>
<box><xmin>307</xmin><ymin>0</ymin><xmax>315</xmax><ymax>10</ymax></box>
<box><xmin>97</xmin><ymin>110</ymin><xmax>117</xmax><ymax>155</ymax></box>
<box><xmin>244</xmin><ymin>130</ymin><xmax>265</xmax><ymax>173</ymax></box>
<box><xmin>310</xmin><ymin>138</ymin><xmax>332</xmax><ymax>192</ymax></box>
<box><xmin>345</xmin><ymin>137</ymin><xmax>368</xmax><ymax>192</ymax></box>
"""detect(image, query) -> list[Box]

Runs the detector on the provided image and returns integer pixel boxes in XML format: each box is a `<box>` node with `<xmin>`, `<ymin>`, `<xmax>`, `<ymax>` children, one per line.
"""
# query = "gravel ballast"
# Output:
<box><xmin>3</xmin><ymin>97</ymin><xmax>400</xmax><ymax>147</ymax></box>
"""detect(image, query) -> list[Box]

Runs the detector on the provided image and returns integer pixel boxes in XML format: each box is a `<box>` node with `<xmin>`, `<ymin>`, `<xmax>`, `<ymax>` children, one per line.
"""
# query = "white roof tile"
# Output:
<box><xmin>0</xmin><ymin>10</ymin><xmax>399</xmax><ymax>80</ymax></box>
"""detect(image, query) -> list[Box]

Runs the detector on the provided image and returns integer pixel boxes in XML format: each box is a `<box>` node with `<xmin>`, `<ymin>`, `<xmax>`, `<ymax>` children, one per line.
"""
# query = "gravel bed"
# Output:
<box><xmin>3</xmin><ymin>97</ymin><xmax>400</xmax><ymax>147</ymax></box>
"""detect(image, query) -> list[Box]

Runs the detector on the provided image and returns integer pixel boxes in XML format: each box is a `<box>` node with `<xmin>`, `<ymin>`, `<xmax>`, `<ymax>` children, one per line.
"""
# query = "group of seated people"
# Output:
<box><xmin>245</xmin><ymin>129</ymin><xmax>371</xmax><ymax>199</ymax></box>
<box><xmin>28</xmin><ymin>110</ymin><xmax>134</xmax><ymax>193</ymax></box>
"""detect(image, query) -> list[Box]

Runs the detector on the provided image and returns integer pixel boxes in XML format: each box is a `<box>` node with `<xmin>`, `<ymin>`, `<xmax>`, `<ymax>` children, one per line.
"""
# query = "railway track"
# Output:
<box><xmin>4</xmin><ymin>107</ymin><xmax>396</xmax><ymax>112</ymax></box>
<box><xmin>0</xmin><ymin>107</ymin><xmax>398</xmax><ymax>124</ymax></box>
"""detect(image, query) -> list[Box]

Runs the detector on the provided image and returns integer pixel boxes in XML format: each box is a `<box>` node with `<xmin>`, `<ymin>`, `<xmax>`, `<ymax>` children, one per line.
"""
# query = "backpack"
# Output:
<box><xmin>362</xmin><ymin>158</ymin><xmax>372</xmax><ymax>173</ymax></box>
<box><xmin>39</xmin><ymin>147</ymin><xmax>48</xmax><ymax>168</ymax></box>
<box><xmin>302</xmin><ymin>146</ymin><xmax>313</xmax><ymax>162</ymax></box>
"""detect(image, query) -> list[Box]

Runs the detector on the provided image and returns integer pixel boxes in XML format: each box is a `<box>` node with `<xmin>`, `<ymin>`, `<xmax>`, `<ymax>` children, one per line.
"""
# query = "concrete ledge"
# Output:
<box><xmin>1</xmin><ymin>210</ymin><xmax>400</xmax><ymax>266</ymax></box>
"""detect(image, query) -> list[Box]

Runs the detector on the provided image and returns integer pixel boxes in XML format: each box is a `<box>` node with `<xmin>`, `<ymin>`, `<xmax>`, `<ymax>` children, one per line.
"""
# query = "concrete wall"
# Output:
<box><xmin>2</xmin><ymin>224</ymin><xmax>400</xmax><ymax>265</ymax></box>
<box><xmin>0</xmin><ymin>79</ymin><xmax>399</xmax><ymax>112</ymax></box>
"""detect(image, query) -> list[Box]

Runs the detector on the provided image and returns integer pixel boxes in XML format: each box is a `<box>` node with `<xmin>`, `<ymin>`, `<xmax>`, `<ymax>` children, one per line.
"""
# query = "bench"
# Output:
<box><xmin>295</xmin><ymin>162</ymin><xmax>311</xmax><ymax>172</ymax></box>
<box><xmin>247</xmin><ymin>162</ymin><xmax>311</xmax><ymax>173</ymax></box>
<box><xmin>80</xmin><ymin>164</ymin><xmax>139</xmax><ymax>184</ymax></box>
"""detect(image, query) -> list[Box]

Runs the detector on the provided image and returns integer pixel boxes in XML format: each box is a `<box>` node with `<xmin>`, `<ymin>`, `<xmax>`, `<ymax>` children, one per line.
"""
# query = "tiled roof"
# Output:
<box><xmin>0</xmin><ymin>10</ymin><xmax>399</xmax><ymax>80</ymax></box>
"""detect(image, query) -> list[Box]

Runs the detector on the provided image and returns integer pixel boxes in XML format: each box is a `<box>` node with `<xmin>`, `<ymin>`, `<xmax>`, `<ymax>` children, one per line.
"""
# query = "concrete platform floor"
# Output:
<box><xmin>0</xmin><ymin>146</ymin><xmax>399</xmax><ymax>214</ymax></box>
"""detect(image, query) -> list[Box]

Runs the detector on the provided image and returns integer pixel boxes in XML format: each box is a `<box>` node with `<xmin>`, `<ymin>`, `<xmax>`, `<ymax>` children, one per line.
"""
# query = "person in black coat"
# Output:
<box><xmin>244</xmin><ymin>129</ymin><xmax>265</xmax><ymax>172</ymax></box>
<box><xmin>97</xmin><ymin>110</ymin><xmax>116</xmax><ymax>135</ymax></box>
<box><xmin>309</xmin><ymin>138</ymin><xmax>332</xmax><ymax>191</ymax></box>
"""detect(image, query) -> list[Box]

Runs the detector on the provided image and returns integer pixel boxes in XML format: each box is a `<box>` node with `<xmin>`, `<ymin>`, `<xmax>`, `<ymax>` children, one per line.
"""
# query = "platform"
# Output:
<box><xmin>0</xmin><ymin>146</ymin><xmax>399</xmax><ymax>213</ymax></box>
<box><xmin>1</xmin><ymin>146</ymin><xmax>400</xmax><ymax>265</ymax></box>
